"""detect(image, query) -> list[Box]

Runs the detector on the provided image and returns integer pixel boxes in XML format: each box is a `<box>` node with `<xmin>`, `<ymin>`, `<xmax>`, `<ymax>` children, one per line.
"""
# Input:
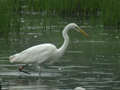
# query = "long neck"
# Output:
<box><xmin>58</xmin><ymin>27</ymin><xmax>69</xmax><ymax>54</ymax></box>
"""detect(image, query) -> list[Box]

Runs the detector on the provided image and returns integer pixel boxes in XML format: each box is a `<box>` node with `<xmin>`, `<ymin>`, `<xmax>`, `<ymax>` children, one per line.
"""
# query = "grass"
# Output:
<box><xmin>0</xmin><ymin>0</ymin><xmax>14</xmax><ymax>36</ymax></box>
<box><xmin>15</xmin><ymin>0</ymin><xmax>120</xmax><ymax>27</ymax></box>
<box><xmin>0</xmin><ymin>0</ymin><xmax>120</xmax><ymax>35</ymax></box>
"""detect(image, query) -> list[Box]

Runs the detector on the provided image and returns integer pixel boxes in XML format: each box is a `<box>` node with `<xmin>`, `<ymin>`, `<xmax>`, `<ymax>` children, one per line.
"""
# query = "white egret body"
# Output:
<box><xmin>9</xmin><ymin>23</ymin><xmax>88</xmax><ymax>66</ymax></box>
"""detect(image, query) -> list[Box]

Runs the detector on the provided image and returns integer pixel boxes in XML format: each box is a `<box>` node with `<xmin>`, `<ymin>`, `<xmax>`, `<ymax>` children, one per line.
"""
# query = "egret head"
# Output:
<box><xmin>65</xmin><ymin>23</ymin><xmax>88</xmax><ymax>37</ymax></box>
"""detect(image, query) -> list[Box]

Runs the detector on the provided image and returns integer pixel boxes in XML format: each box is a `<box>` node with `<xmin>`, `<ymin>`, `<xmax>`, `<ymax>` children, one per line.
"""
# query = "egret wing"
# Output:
<box><xmin>9</xmin><ymin>44</ymin><xmax>57</xmax><ymax>64</ymax></box>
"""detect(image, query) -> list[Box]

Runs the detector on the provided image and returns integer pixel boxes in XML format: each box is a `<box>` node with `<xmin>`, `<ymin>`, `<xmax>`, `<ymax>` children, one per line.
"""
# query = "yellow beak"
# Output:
<box><xmin>77</xmin><ymin>27</ymin><xmax>88</xmax><ymax>37</ymax></box>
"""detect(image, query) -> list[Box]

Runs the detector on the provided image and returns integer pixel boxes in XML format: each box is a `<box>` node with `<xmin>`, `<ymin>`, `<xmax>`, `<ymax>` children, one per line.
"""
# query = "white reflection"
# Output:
<box><xmin>74</xmin><ymin>87</ymin><xmax>86</xmax><ymax>90</ymax></box>
<box><xmin>9</xmin><ymin>85</ymin><xmax>59</xmax><ymax>90</ymax></box>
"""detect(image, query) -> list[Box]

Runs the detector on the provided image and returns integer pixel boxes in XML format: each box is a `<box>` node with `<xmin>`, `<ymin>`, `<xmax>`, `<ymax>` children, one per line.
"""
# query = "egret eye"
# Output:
<box><xmin>74</xmin><ymin>26</ymin><xmax>80</xmax><ymax>32</ymax></box>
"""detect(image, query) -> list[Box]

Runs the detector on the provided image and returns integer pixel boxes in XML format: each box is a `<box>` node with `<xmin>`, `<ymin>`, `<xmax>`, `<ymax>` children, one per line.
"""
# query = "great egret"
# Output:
<box><xmin>9</xmin><ymin>23</ymin><xmax>88</xmax><ymax>72</ymax></box>
<box><xmin>74</xmin><ymin>87</ymin><xmax>86</xmax><ymax>90</ymax></box>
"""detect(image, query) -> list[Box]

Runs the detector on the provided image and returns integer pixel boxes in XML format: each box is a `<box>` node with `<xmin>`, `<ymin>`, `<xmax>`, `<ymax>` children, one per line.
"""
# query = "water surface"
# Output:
<box><xmin>0</xmin><ymin>15</ymin><xmax>120</xmax><ymax>90</ymax></box>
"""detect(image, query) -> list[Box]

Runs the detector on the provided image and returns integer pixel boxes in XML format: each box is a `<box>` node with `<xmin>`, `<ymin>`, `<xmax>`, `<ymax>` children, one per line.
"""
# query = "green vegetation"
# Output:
<box><xmin>0</xmin><ymin>0</ymin><xmax>120</xmax><ymax>35</ymax></box>
<box><xmin>23</xmin><ymin>0</ymin><xmax>120</xmax><ymax>27</ymax></box>
<box><xmin>0</xmin><ymin>0</ymin><xmax>13</xmax><ymax>36</ymax></box>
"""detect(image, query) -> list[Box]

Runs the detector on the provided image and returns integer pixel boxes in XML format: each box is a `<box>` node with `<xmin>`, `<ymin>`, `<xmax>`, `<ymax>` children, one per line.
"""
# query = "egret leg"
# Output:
<box><xmin>34</xmin><ymin>64</ymin><xmax>41</xmax><ymax>77</ymax></box>
<box><xmin>39</xmin><ymin>66</ymin><xmax>41</xmax><ymax>77</ymax></box>
<box><xmin>37</xmin><ymin>65</ymin><xmax>41</xmax><ymax>77</ymax></box>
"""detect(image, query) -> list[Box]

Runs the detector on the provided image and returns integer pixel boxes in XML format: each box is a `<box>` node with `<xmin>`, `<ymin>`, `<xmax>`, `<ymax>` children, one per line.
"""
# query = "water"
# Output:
<box><xmin>0</xmin><ymin>14</ymin><xmax>120</xmax><ymax>90</ymax></box>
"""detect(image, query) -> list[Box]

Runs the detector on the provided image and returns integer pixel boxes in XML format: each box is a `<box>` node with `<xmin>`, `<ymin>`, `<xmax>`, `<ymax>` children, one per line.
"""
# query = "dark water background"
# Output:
<box><xmin>0</xmin><ymin>15</ymin><xmax>120</xmax><ymax>90</ymax></box>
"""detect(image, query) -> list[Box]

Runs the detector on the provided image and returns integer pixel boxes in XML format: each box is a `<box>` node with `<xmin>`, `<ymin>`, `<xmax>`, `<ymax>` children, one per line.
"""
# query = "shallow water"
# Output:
<box><xmin>0</xmin><ymin>14</ymin><xmax>120</xmax><ymax>90</ymax></box>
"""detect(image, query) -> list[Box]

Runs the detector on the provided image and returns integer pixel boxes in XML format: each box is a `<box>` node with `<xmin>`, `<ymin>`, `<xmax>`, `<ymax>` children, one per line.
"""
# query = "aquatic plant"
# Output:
<box><xmin>19</xmin><ymin>0</ymin><xmax>120</xmax><ymax>27</ymax></box>
<box><xmin>0</xmin><ymin>0</ymin><xmax>14</xmax><ymax>36</ymax></box>
<box><xmin>0</xmin><ymin>0</ymin><xmax>120</xmax><ymax>33</ymax></box>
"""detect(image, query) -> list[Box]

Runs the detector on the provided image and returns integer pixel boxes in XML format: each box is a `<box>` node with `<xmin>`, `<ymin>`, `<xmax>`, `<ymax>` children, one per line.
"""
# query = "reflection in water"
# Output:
<box><xmin>9</xmin><ymin>85</ymin><xmax>59</xmax><ymax>90</ymax></box>
<box><xmin>74</xmin><ymin>87</ymin><xmax>86</xmax><ymax>90</ymax></box>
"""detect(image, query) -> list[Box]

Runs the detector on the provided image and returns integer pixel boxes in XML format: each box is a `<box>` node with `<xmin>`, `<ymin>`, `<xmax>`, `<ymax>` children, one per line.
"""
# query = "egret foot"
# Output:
<box><xmin>18</xmin><ymin>65</ymin><xmax>30</xmax><ymax>74</ymax></box>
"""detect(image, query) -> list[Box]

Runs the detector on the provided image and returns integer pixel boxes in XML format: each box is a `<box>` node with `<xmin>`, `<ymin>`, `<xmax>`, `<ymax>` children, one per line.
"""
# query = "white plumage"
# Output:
<box><xmin>9</xmin><ymin>44</ymin><xmax>58</xmax><ymax>64</ymax></box>
<box><xmin>9</xmin><ymin>23</ymin><xmax>88</xmax><ymax>66</ymax></box>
